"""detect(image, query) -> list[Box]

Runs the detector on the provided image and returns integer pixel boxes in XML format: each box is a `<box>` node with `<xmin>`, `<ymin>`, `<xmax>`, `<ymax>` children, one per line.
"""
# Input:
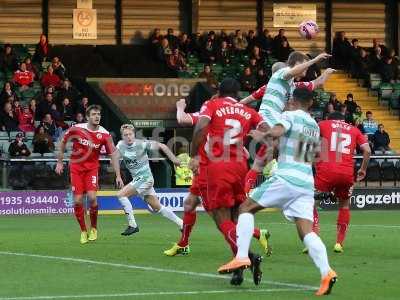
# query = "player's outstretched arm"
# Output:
<box><xmin>110</xmin><ymin>149</ymin><xmax>124</xmax><ymax>189</ymax></box>
<box><xmin>284</xmin><ymin>53</ymin><xmax>331</xmax><ymax>80</ymax></box>
<box><xmin>55</xmin><ymin>139</ymin><xmax>65</xmax><ymax>175</ymax></box>
<box><xmin>357</xmin><ymin>143</ymin><xmax>371</xmax><ymax>181</ymax></box>
<box><xmin>176</xmin><ymin>99</ymin><xmax>193</xmax><ymax>126</ymax></box>
<box><xmin>239</xmin><ymin>94</ymin><xmax>257</xmax><ymax>105</ymax></box>
<box><xmin>156</xmin><ymin>142</ymin><xmax>181</xmax><ymax>166</ymax></box>
<box><xmin>312</xmin><ymin>68</ymin><xmax>336</xmax><ymax>88</ymax></box>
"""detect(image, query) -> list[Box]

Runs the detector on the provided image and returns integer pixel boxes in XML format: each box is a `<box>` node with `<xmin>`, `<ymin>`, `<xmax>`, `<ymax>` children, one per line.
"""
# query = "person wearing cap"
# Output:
<box><xmin>8</xmin><ymin>133</ymin><xmax>30</xmax><ymax>157</ymax></box>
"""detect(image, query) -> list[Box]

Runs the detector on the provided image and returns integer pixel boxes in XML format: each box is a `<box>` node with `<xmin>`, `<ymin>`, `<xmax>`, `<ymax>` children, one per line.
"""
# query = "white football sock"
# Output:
<box><xmin>159</xmin><ymin>206</ymin><xmax>183</xmax><ymax>228</ymax></box>
<box><xmin>236</xmin><ymin>213</ymin><xmax>254</xmax><ymax>259</ymax></box>
<box><xmin>303</xmin><ymin>232</ymin><xmax>331</xmax><ymax>277</ymax></box>
<box><xmin>118</xmin><ymin>197</ymin><xmax>137</xmax><ymax>227</ymax></box>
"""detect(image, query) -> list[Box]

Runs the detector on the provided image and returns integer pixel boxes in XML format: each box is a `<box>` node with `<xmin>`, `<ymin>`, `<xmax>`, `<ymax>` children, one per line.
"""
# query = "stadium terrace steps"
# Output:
<box><xmin>324</xmin><ymin>72</ymin><xmax>400</xmax><ymax>151</ymax></box>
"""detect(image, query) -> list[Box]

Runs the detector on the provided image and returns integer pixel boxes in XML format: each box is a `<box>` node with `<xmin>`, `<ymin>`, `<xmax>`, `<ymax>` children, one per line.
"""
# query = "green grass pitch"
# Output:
<box><xmin>0</xmin><ymin>210</ymin><xmax>399</xmax><ymax>300</ymax></box>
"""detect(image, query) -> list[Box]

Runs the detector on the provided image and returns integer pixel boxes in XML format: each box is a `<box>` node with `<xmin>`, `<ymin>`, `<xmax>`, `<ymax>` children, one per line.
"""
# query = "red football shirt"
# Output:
<box><xmin>199</xmin><ymin>97</ymin><xmax>265</xmax><ymax>163</ymax></box>
<box><xmin>250</xmin><ymin>81</ymin><xmax>315</xmax><ymax>100</ymax></box>
<box><xmin>62</xmin><ymin>123</ymin><xmax>115</xmax><ymax>171</ymax></box>
<box><xmin>316</xmin><ymin>120</ymin><xmax>368</xmax><ymax>174</ymax></box>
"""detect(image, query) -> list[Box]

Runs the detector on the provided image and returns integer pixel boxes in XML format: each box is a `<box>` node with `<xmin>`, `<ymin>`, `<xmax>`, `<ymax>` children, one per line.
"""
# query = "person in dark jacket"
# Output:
<box><xmin>332</xmin><ymin>31</ymin><xmax>351</xmax><ymax>69</ymax></box>
<box><xmin>0</xmin><ymin>44</ymin><xmax>18</xmax><ymax>75</ymax></box>
<box><xmin>8</xmin><ymin>133</ymin><xmax>30</xmax><ymax>157</ymax></box>
<box><xmin>373</xmin><ymin>124</ymin><xmax>391</xmax><ymax>152</ymax></box>
<box><xmin>33</xmin><ymin>125</ymin><xmax>55</xmax><ymax>154</ymax></box>
<box><xmin>33</xmin><ymin>34</ymin><xmax>50</xmax><ymax>63</ymax></box>
<box><xmin>0</xmin><ymin>101</ymin><xmax>19</xmax><ymax>131</ymax></box>
<box><xmin>344</xmin><ymin>93</ymin><xmax>358</xmax><ymax>115</ymax></box>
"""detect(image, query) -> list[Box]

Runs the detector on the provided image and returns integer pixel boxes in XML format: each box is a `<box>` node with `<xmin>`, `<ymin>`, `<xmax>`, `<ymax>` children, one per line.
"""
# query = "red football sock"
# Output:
<box><xmin>253</xmin><ymin>227</ymin><xmax>261</xmax><ymax>239</ymax></box>
<box><xmin>219</xmin><ymin>220</ymin><xmax>237</xmax><ymax>256</ymax></box>
<box><xmin>337</xmin><ymin>207</ymin><xmax>350</xmax><ymax>245</ymax></box>
<box><xmin>178</xmin><ymin>211</ymin><xmax>197</xmax><ymax>247</ymax></box>
<box><xmin>89</xmin><ymin>204</ymin><xmax>98</xmax><ymax>229</ymax></box>
<box><xmin>74</xmin><ymin>203</ymin><xmax>87</xmax><ymax>232</ymax></box>
<box><xmin>313</xmin><ymin>206</ymin><xmax>320</xmax><ymax>235</ymax></box>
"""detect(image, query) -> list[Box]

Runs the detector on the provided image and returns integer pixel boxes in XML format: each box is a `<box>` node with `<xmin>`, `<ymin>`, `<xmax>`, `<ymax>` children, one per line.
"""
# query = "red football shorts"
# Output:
<box><xmin>200</xmin><ymin>160</ymin><xmax>248</xmax><ymax>211</ymax></box>
<box><xmin>189</xmin><ymin>172</ymin><xmax>210</xmax><ymax>211</ymax></box>
<box><xmin>315</xmin><ymin>168</ymin><xmax>354</xmax><ymax>200</ymax></box>
<box><xmin>70</xmin><ymin>167</ymin><xmax>99</xmax><ymax>196</ymax></box>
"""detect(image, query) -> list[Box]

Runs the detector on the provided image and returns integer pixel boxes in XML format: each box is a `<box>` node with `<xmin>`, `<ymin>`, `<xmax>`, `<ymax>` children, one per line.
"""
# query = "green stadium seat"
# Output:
<box><xmin>25</xmin><ymin>132</ymin><xmax>34</xmax><ymax>140</ymax></box>
<box><xmin>369</xmin><ymin>73</ymin><xmax>382</xmax><ymax>94</ymax></box>
<box><xmin>378</xmin><ymin>83</ymin><xmax>393</xmax><ymax>104</ymax></box>
<box><xmin>0</xmin><ymin>132</ymin><xmax>9</xmax><ymax>140</ymax></box>
<box><xmin>0</xmin><ymin>141</ymin><xmax>10</xmax><ymax>153</ymax></box>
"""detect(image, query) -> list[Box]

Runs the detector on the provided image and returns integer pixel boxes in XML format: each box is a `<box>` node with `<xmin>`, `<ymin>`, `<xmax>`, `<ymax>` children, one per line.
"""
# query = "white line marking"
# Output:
<box><xmin>0</xmin><ymin>288</ymin><xmax>303</xmax><ymax>300</ymax></box>
<box><xmin>258</xmin><ymin>222</ymin><xmax>400</xmax><ymax>229</ymax></box>
<box><xmin>0</xmin><ymin>251</ymin><xmax>317</xmax><ymax>290</ymax></box>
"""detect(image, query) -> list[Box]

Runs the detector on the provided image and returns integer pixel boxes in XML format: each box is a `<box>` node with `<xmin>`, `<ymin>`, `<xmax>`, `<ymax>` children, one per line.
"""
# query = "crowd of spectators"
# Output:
<box><xmin>0</xmin><ymin>35</ymin><xmax>90</xmax><ymax>158</ymax></box>
<box><xmin>150</xmin><ymin>28</ymin><xmax>293</xmax><ymax>92</ymax></box>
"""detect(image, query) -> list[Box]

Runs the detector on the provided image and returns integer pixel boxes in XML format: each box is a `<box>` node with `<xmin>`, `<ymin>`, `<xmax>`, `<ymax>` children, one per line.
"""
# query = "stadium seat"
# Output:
<box><xmin>378</xmin><ymin>83</ymin><xmax>393</xmax><ymax>104</ymax></box>
<box><xmin>25</xmin><ymin>132</ymin><xmax>34</xmax><ymax>140</ymax></box>
<box><xmin>0</xmin><ymin>141</ymin><xmax>10</xmax><ymax>154</ymax></box>
<box><xmin>389</xmin><ymin>89</ymin><xmax>400</xmax><ymax>114</ymax></box>
<box><xmin>369</xmin><ymin>73</ymin><xmax>382</xmax><ymax>95</ymax></box>
<box><xmin>365</xmin><ymin>160</ymin><xmax>381</xmax><ymax>186</ymax></box>
<box><xmin>0</xmin><ymin>132</ymin><xmax>9</xmax><ymax>140</ymax></box>
<box><xmin>381</xmin><ymin>160</ymin><xmax>396</xmax><ymax>182</ymax></box>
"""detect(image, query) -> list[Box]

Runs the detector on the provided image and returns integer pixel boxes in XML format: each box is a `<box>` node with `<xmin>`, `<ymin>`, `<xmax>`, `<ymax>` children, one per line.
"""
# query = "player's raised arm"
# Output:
<box><xmin>176</xmin><ymin>99</ymin><xmax>193</xmax><ymax>126</ymax></box>
<box><xmin>312</xmin><ymin>68</ymin><xmax>336</xmax><ymax>88</ymax></box>
<box><xmin>153</xmin><ymin>142</ymin><xmax>181</xmax><ymax>166</ymax></box>
<box><xmin>284</xmin><ymin>52</ymin><xmax>331</xmax><ymax>80</ymax></box>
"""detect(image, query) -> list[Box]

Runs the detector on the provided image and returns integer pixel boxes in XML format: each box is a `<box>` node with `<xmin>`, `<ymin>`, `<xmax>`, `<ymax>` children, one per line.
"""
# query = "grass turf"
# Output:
<box><xmin>0</xmin><ymin>210</ymin><xmax>399</xmax><ymax>300</ymax></box>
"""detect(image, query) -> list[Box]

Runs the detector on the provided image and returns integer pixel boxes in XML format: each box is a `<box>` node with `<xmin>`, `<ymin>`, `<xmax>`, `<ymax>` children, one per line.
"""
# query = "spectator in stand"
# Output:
<box><xmin>18</xmin><ymin>105</ymin><xmax>35</xmax><ymax>132</ymax></box>
<box><xmin>249</xmin><ymin>57</ymin><xmax>260</xmax><ymax>75</ymax></box>
<box><xmin>327</xmin><ymin>93</ymin><xmax>342</xmax><ymax>111</ymax></box>
<box><xmin>45</xmin><ymin>85</ymin><xmax>56</xmax><ymax>96</ymax></box>
<box><xmin>273</xmin><ymin>29</ymin><xmax>289</xmax><ymax>57</ymax></box>
<box><xmin>207</xmin><ymin>31</ymin><xmax>217</xmax><ymax>48</ymax></box>
<box><xmin>232</xmin><ymin>30</ymin><xmax>248</xmax><ymax>54</ymax></box>
<box><xmin>303</xmin><ymin>54</ymin><xmax>322</xmax><ymax>82</ymax></box>
<box><xmin>37</xmin><ymin>92</ymin><xmax>54</xmax><ymax>120</ymax></box>
<box><xmin>339</xmin><ymin>104</ymin><xmax>354</xmax><ymax>124</ymax></box>
<box><xmin>51</xmin><ymin>57</ymin><xmax>66</xmax><ymax>80</ymax></box>
<box><xmin>74</xmin><ymin>112</ymin><xmax>86</xmax><ymax>124</ymax></box>
<box><xmin>178</xmin><ymin>33</ymin><xmax>191</xmax><ymax>57</ymax></box>
<box><xmin>373</xmin><ymin>124</ymin><xmax>391</xmax><ymax>152</ymax></box>
<box><xmin>379</xmin><ymin>56</ymin><xmax>396</xmax><ymax>83</ymax></box>
<box><xmin>323</xmin><ymin>102</ymin><xmax>336</xmax><ymax>120</ymax></box>
<box><xmin>199</xmin><ymin>64</ymin><xmax>218</xmax><ymax>89</ymax></box>
<box><xmin>166</xmin><ymin>28</ymin><xmax>178</xmax><ymax>50</ymax></box>
<box><xmin>29</xmin><ymin>99</ymin><xmax>37</xmax><ymax>121</ymax></box>
<box><xmin>353</xmin><ymin>48</ymin><xmax>370</xmax><ymax>82</ymax></box>
<box><xmin>216</xmin><ymin>40</ymin><xmax>232</xmax><ymax>65</ymax></box>
<box><xmin>149</xmin><ymin>28</ymin><xmax>163</xmax><ymax>46</ymax></box>
<box><xmin>167</xmin><ymin>49</ymin><xmax>187</xmax><ymax>71</ymax></box>
<box><xmin>41</xmin><ymin>65</ymin><xmax>61</xmax><ymax>88</ymax></box>
<box><xmin>57</xmin><ymin>80</ymin><xmax>79</xmax><ymax>108</ymax></box>
<box><xmin>189</xmin><ymin>32</ymin><xmax>202</xmax><ymax>56</ymax></box>
<box><xmin>58</xmin><ymin>97</ymin><xmax>74</xmax><ymax>121</ymax></box>
<box><xmin>201</xmin><ymin>39</ymin><xmax>217</xmax><ymax>63</ymax></box>
<box><xmin>219</xmin><ymin>30</ymin><xmax>232</xmax><ymax>46</ymax></box>
<box><xmin>0</xmin><ymin>44</ymin><xmax>18</xmax><ymax>75</ymax></box>
<box><xmin>8</xmin><ymin>133</ymin><xmax>30</xmax><ymax>157</ymax></box>
<box><xmin>156</xmin><ymin>38</ymin><xmax>172</xmax><ymax>62</ymax></box>
<box><xmin>256</xmin><ymin>69</ymin><xmax>268</xmax><ymax>88</ymax></box>
<box><xmin>362</xmin><ymin>111</ymin><xmax>378</xmax><ymax>139</ymax></box>
<box><xmin>240</xmin><ymin>67</ymin><xmax>257</xmax><ymax>92</ymax></box>
<box><xmin>33</xmin><ymin>125</ymin><xmax>54</xmax><ymax>154</ymax></box>
<box><xmin>0</xmin><ymin>82</ymin><xmax>18</xmax><ymax>105</ymax></box>
<box><xmin>12</xmin><ymin>99</ymin><xmax>23</xmax><ymax>119</ymax></box>
<box><xmin>0</xmin><ymin>101</ymin><xmax>19</xmax><ymax>131</ymax></box>
<box><xmin>250</xmin><ymin>45</ymin><xmax>265</xmax><ymax>68</ymax></box>
<box><xmin>24</xmin><ymin>57</ymin><xmax>39</xmax><ymax>80</ymax></box>
<box><xmin>332</xmin><ymin>31</ymin><xmax>351</xmax><ymax>69</ymax></box>
<box><xmin>276</xmin><ymin>40</ymin><xmax>294</xmax><ymax>62</ymax></box>
<box><xmin>370</xmin><ymin>39</ymin><xmax>388</xmax><ymax>57</ymax></box>
<box><xmin>33</xmin><ymin>34</ymin><xmax>50</xmax><ymax>63</ymax></box>
<box><xmin>368</xmin><ymin>46</ymin><xmax>382</xmax><ymax>73</ymax></box>
<box><xmin>353</xmin><ymin>105</ymin><xmax>364</xmax><ymax>126</ymax></box>
<box><xmin>41</xmin><ymin>113</ymin><xmax>62</xmax><ymax>141</ymax></box>
<box><xmin>349</xmin><ymin>39</ymin><xmax>361</xmax><ymax>66</ymax></box>
<box><xmin>388</xmin><ymin>49</ymin><xmax>399</xmax><ymax>81</ymax></box>
<box><xmin>246</xmin><ymin>30</ymin><xmax>257</xmax><ymax>52</ymax></box>
<box><xmin>258</xmin><ymin>29</ymin><xmax>273</xmax><ymax>56</ymax></box>
<box><xmin>344</xmin><ymin>93</ymin><xmax>358</xmax><ymax>115</ymax></box>
<box><xmin>13</xmin><ymin>62</ymin><xmax>34</xmax><ymax>91</ymax></box>
<box><xmin>77</xmin><ymin>96</ymin><xmax>89</xmax><ymax>115</ymax></box>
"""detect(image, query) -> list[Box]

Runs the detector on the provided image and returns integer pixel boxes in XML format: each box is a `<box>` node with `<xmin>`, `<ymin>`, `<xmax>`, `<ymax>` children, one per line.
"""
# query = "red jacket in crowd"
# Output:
<box><xmin>13</xmin><ymin>70</ymin><xmax>34</xmax><ymax>86</ymax></box>
<box><xmin>18</xmin><ymin>111</ymin><xmax>35</xmax><ymax>132</ymax></box>
<box><xmin>41</xmin><ymin>72</ymin><xmax>61</xmax><ymax>88</ymax></box>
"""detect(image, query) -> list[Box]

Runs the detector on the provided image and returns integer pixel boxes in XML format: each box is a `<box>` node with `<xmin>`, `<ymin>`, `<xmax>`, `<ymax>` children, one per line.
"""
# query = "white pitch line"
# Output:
<box><xmin>0</xmin><ymin>288</ymin><xmax>304</xmax><ymax>300</ymax></box>
<box><xmin>0</xmin><ymin>251</ymin><xmax>317</xmax><ymax>291</ymax></box>
<box><xmin>258</xmin><ymin>222</ymin><xmax>400</xmax><ymax>229</ymax></box>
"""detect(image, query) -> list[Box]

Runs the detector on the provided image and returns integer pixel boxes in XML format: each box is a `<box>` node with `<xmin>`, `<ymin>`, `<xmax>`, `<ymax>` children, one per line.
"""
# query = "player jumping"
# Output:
<box><xmin>115</xmin><ymin>124</ymin><xmax>183</xmax><ymax>235</ymax></box>
<box><xmin>56</xmin><ymin>105</ymin><xmax>124</xmax><ymax>244</ymax></box>
<box><xmin>313</xmin><ymin>112</ymin><xmax>371</xmax><ymax>253</ymax></box>
<box><xmin>218</xmin><ymin>88</ymin><xmax>338</xmax><ymax>296</ymax></box>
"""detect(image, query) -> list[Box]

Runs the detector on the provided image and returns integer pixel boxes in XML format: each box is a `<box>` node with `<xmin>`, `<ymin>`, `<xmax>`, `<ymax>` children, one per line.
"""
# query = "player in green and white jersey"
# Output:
<box><xmin>115</xmin><ymin>124</ymin><xmax>183</xmax><ymax>236</ymax></box>
<box><xmin>218</xmin><ymin>88</ymin><xmax>337</xmax><ymax>296</ymax></box>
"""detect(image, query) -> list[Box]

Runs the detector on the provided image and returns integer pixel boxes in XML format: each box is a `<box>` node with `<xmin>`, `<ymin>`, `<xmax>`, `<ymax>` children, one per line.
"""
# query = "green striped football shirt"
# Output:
<box><xmin>274</xmin><ymin>110</ymin><xmax>320</xmax><ymax>191</ymax></box>
<box><xmin>259</xmin><ymin>67</ymin><xmax>294</xmax><ymax>127</ymax></box>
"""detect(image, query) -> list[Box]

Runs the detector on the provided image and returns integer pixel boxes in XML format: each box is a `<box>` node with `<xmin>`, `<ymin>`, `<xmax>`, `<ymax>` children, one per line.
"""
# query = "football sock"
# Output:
<box><xmin>178</xmin><ymin>211</ymin><xmax>197</xmax><ymax>247</ymax></box>
<box><xmin>118</xmin><ymin>196</ymin><xmax>137</xmax><ymax>227</ymax></box>
<box><xmin>89</xmin><ymin>204</ymin><xmax>98</xmax><ymax>229</ymax></box>
<box><xmin>337</xmin><ymin>207</ymin><xmax>350</xmax><ymax>245</ymax></box>
<box><xmin>235</xmin><ymin>213</ymin><xmax>254</xmax><ymax>259</ymax></box>
<box><xmin>219</xmin><ymin>220</ymin><xmax>238</xmax><ymax>256</ymax></box>
<box><xmin>159</xmin><ymin>206</ymin><xmax>183</xmax><ymax>228</ymax></box>
<box><xmin>253</xmin><ymin>227</ymin><xmax>261</xmax><ymax>239</ymax></box>
<box><xmin>74</xmin><ymin>203</ymin><xmax>86</xmax><ymax>232</ymax></box>
<box><xmin>313</xmin><ymin>206</ymin><xmax>320</xmax><ymax>235</ymax></box>
<box><xmin>303</xmin><ymin>232</ymin><xmax>331</xmax><ymax>277</ymax></box>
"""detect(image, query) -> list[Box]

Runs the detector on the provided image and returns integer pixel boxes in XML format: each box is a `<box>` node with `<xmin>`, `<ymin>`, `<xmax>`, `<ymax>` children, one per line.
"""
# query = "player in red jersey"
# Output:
<box><xmin>164</xmin><ymin>99</ymin><xmax>271</xmax><ymax>257</ymax></box>
<box><xmin>55</xmin><ymin>105</ymin><xmax>124</xmax><ymax>244</ymax></box>
<box><xmin>189</xmin><ymin>79</ymin><xmax>268</xmax><ymax>285</ymax></box>
<box><xmin>313</xmin><ymin>112</ymin><xmax>371</xmax><ymax>253</ymax></box>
